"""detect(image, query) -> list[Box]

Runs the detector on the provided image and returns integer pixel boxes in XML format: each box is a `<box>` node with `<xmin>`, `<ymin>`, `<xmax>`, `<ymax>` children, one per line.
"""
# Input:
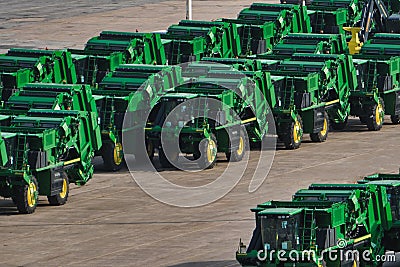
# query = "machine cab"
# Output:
<box><xmin>258</xmin><ymin>208</ymin><xmax>303</xmax><ymax>251</ymax></box>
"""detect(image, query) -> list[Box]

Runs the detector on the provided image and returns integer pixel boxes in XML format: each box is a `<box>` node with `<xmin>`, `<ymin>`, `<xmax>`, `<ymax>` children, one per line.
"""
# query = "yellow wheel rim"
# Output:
<box><xmin>59</xmin><ymin>179</ymin><xmax>67</xmax><ymax>199</ymax></box>
<box><xmin>113</xmin><ymin>143</ymin><xmax>123</xmax><ymax>165</ymax></box>
<box><xmin>27</xmin><ymin>181</ymin><xmax>37</xmax><ymax>208</ymax></box>
<box><xmin>206</xmin><ymin>139</ymin><xmax>217</xmax><ymax>163</ymax></box>
<box><xmin>237</xmin><ymin>136</ymin><xmax>244</xmax><ymax>156</ymax></box>
<box><xmin>376</xmin><ymin>102</ymin><xmax>384</xmax><ymax>126</ymax></box>
<box><xmin>293</xmin><ymin>120</ymin><xmax>302</xmax><ymax>144</ymax></box>
<box><xmin>320</xmin><ymin>117</ymin><xmax>328</xmax><ymax>137</ymax></box>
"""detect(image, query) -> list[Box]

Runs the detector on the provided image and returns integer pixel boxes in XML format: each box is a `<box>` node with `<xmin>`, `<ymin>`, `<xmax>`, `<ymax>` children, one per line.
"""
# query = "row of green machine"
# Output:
<box><xmin>1</xmin><ymin>0</ymin><xmax>400</xmax><ymax>213</ymax></box>
<box><xmin>236</xmin><ymin>171</ymin><xmax>400</xmax><ymax>266</ymax></box>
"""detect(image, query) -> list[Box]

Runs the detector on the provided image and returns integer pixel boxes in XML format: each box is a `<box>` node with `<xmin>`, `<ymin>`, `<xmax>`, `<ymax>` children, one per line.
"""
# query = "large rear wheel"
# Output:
<box><xmin>13</xmin><ymin>177</ymin><xmax>39</xmax><ymax>214</ymax></box>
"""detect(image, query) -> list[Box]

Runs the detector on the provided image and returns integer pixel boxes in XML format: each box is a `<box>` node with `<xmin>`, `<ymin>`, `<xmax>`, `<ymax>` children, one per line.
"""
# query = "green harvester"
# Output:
<box><xmin>237</xmin><ymin>180</ymin><xmax>399</xmax><ymax>266</ymax></box>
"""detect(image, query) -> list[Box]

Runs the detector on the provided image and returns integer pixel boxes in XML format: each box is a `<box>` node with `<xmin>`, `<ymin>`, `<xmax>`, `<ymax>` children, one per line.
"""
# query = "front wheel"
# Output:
<box><xmin>197</xmin><ymin>135</ymin><xmax>217</xmax><ymax>169</ymax></box>
<box><xmin>226</xmin><ymin>128</ymin><xmax>246</xmax><ymax>162</ymax></box>
<box><xmin>310</xmin><ymin>111</ymin><xmax>329</xmax><ymax>142</ymax></box>
<box><xmin>366</xmin><ymin>100</ymin><xmax>384</xmax><ymax>131</ymax></box>
<box><xmin>47</xmin><ymin>174</ymin><xmax>69</xmax><ymax>206</ymax></box>
<box><xmin>102</xmin><ymin>142</ymin><xmax>124</xmax><ymax>171</ymax></box>
<box><xmin>13</xmin><ymin>177</ymin><xmax>39</xmax><ymax>214</ymax></box>
<box><xmin>282</xmin><ymin>115</ymin><xmax>303</xmax><ymax>149</ymax></box>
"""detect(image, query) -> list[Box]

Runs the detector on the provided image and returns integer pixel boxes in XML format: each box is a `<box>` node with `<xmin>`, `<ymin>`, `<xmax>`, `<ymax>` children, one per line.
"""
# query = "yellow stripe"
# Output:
<box><xmin>241</xmin><ymin>117</ymin><xmax>257</xmax><ymax>124</ymax></box>
<box><xmin>64</xmin><ymin>158</ymin><xmax>81</xmax><ymax>166</ymax></box>
<box><xmin>325</xmin><ymin>99</ymin><xmax>340</xmax><ymax>106</ymax></box>
<box><xmin>354</xmin><ymin>234</ymin><xmax>371</xmax><ymax>243</ymax></box>
<box><xmin>145</xmin><ymin>128</ymin><xmax>152</xmax><ymax>130</ymax></box>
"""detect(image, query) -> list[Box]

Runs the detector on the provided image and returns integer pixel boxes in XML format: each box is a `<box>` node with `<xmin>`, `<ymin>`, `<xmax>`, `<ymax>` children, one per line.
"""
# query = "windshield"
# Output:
<box><xmin>387</xmin><ymin>187</ymin><xmax>400</xmax><ymax>221</ymax></box>
<box><xmin>260</xmin><ymin>214</ymin><xmax>300</xmax><ymax>251</ymax></box>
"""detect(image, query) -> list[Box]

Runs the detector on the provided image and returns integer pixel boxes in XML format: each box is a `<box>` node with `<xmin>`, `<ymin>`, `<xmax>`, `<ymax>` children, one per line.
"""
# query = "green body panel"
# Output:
<box><xmin>162</xmin><ymin>20</ymin><xmax>242</xmax><ymax>65</ymax></box>
<box><xmin>271</xmin><ymin>33</ymin><xmax>349</xmax><ymax>55</ymax></box>
<box><xmin>2</xmin><ymin>83</ymin><xmax>102</xmax><ymax>151</ymax></box>
<box><xmin>70</xmin><ymin>31</ymin><xmax>166</xmax><ymax>86</ymax></box>
<box><xmin>234</xmin><ymin>3</ymin><xmax>311</xmax><ymax>55</ymax></box>
<box><xmin>85</xmin><ymin>31</ymin><xmax>166</xmax><ymax>65</ymax></box>
<box><xmin>301</xmin><ymin>0</ymin><xmax>363</xmax><ymax>34</ymax></box>
<box><xmin>0</xmin><ymin>48</ymin><xmax>77</xmax><ymax>101</ymax></box>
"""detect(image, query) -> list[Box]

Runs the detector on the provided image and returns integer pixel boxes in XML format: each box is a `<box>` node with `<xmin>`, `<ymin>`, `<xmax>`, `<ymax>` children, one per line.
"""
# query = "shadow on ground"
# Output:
<box><xmin>0</xmin><ymin>199</ymin><xmax>54</xmax><ymax>216</ymax></box>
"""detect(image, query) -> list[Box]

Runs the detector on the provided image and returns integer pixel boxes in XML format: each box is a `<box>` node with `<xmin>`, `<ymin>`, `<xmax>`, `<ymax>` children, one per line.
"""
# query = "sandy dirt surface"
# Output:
<box><xmin>0</xmin><ymin>1</ymin><xmax>399</xmax><ymax>266</ymax></box>
<box><xmin>0</xmin><ymin>0</ymin><xmax>262</xmax><ymax>52</ymax></box>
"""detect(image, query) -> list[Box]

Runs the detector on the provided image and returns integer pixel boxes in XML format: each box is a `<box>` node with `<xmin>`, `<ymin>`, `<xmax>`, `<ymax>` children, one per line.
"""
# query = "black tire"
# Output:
<box><xmin>147</xmin><ymin>141</ymin><xmax>154</xmax><ymax>161</ymax></box>
<box><xmin>359</xmin><ymin>116</ymin><xmax>368</xmax><ymax>124</ymax></box>
<box><xmin>366</xmin><ymin>99</ymin><xmax>384</xmax><ymax>131</ymax></box>
<box><xmin>159</xmin><ymin>148</ymin><xmax>178</xmax><ymax>169</ymax></box>
<box><xmin>310</xmin><ymin>111</ymin><xmax>329</xmax><ymax>142</ymax></box>
<box><xmin>197</xmin><ymin>134</ymin><xmax>217</xmax><ymax>169</ymax></box>
<box><xmin>226</xmin><ymin>128</ymin><xmax>246</xmax><ymax>162</ymax></box>
<box><xmin>47</xmin><ymin>174</ymin><xmax>69</xmax><ymax>206</ymax></box>
<box><xmin>13</xmin><ymin>177</ymin><xmax>39</xmax><ymax>214</ymax></box>
<box><xmin>282</xmin><ymin>115</ymin><xmax>303</xmax><ymax>149</ymax></box>
<box><xmin>102</xmin><ymin>142</ymin><xmax>124</xmax><ymax>171</ymax></box>
<box><xmin>391</xmin><ymin>115</ymin><xmax>400</xmax><ymax>125</ymax></box>
<box><xmin>135</xmin><ymin>139</ymin><xmax>154</xmax><ymax>164</ymax></box>
<box><xmin>193</xmin><ymin>145</ymin><xmax>201</xmax><ymax>160</ymax></box>
<box><xmin>331</xmin><ymin>116</ymin><xmax>348</xmax><ymax>130</ymax></box>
